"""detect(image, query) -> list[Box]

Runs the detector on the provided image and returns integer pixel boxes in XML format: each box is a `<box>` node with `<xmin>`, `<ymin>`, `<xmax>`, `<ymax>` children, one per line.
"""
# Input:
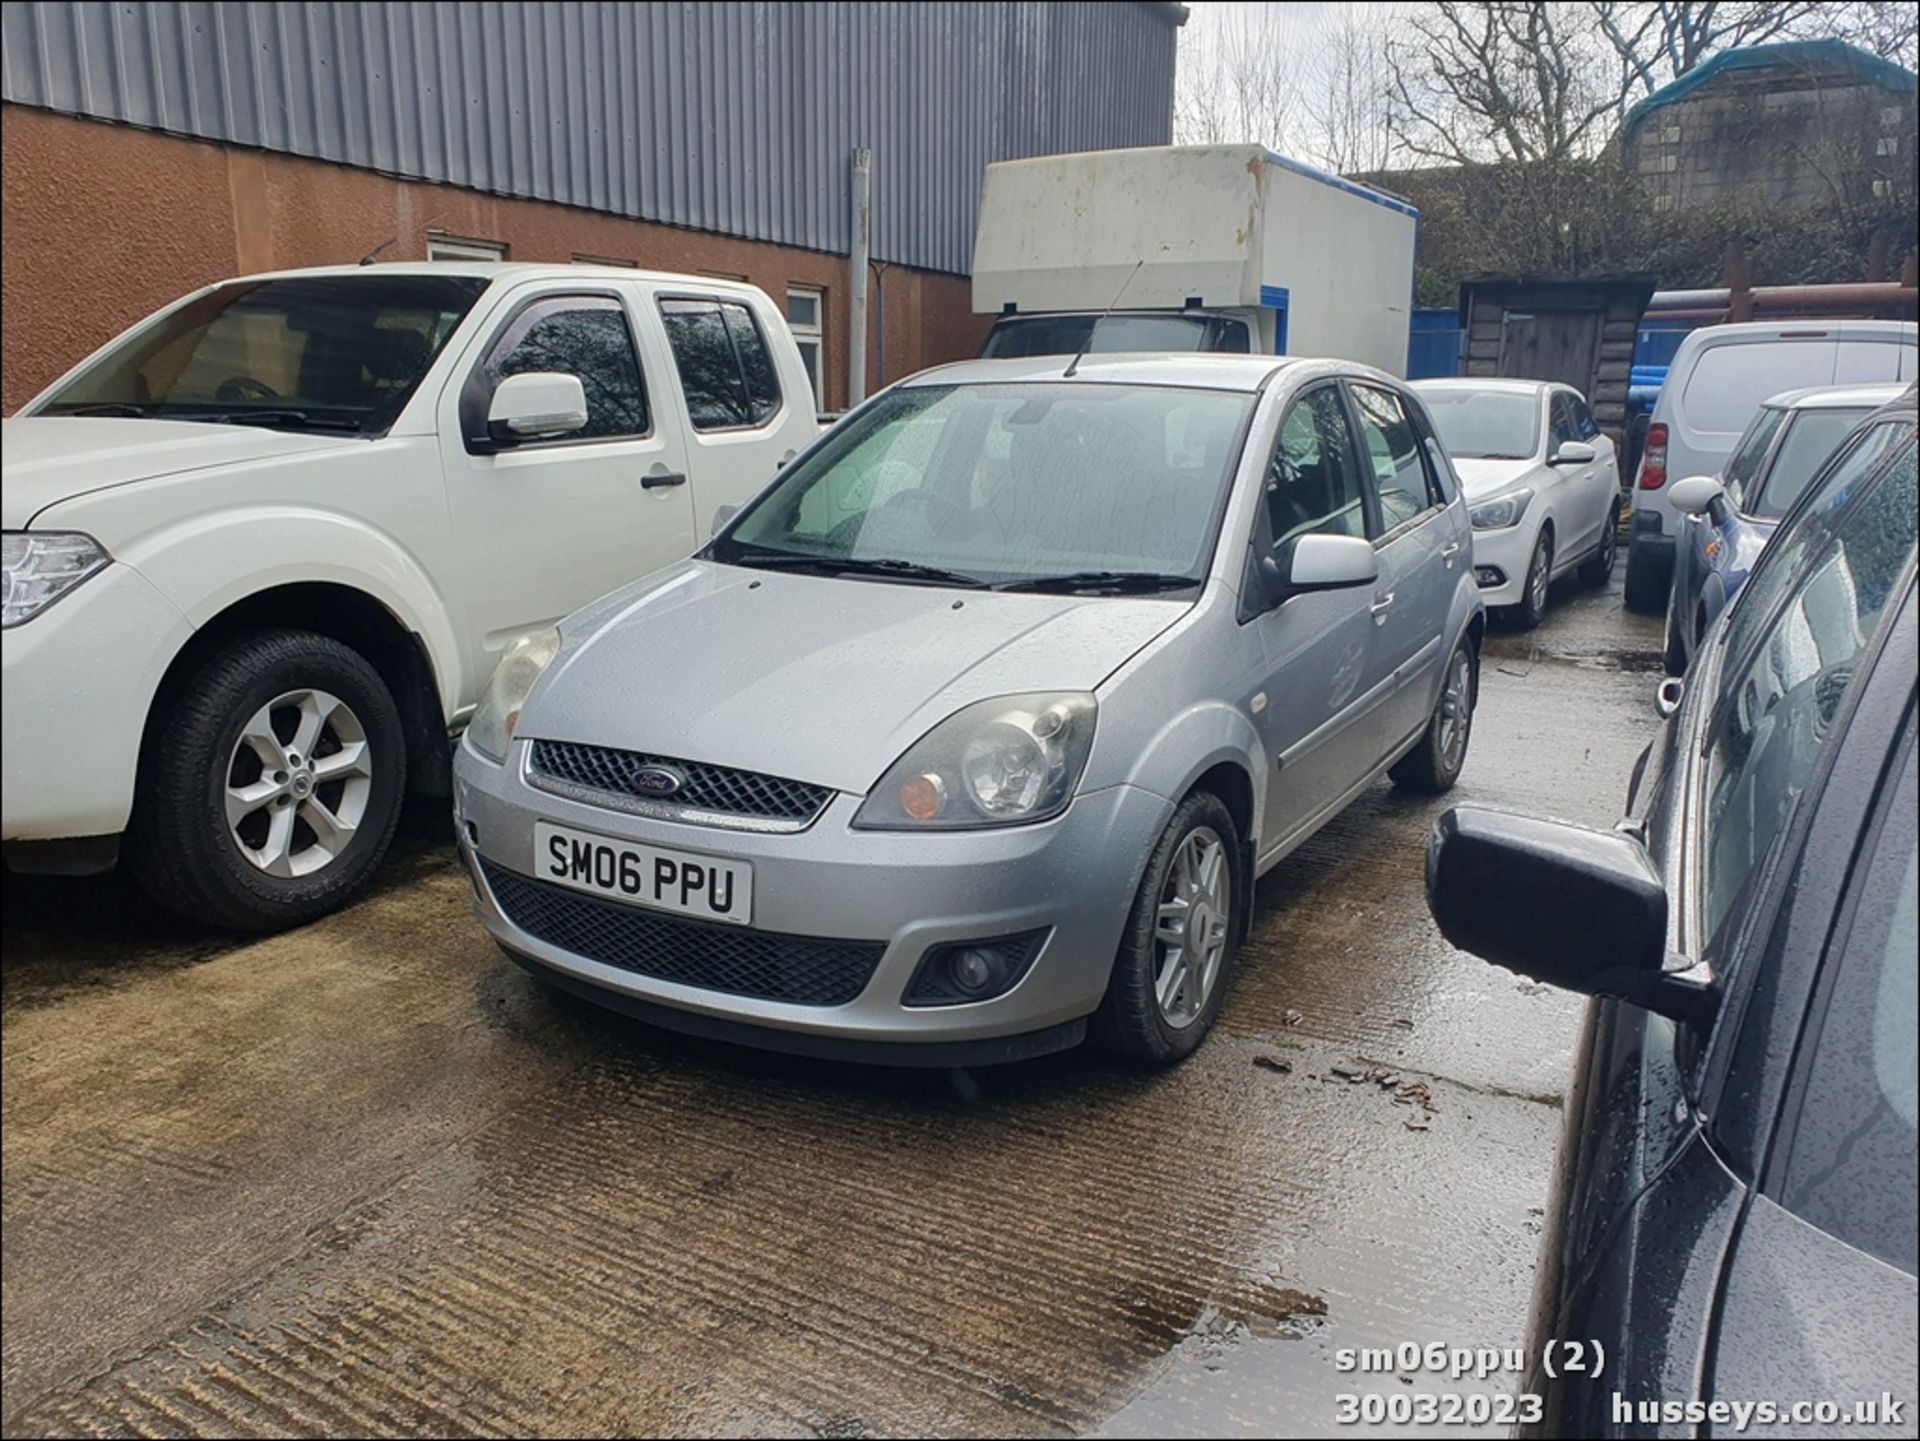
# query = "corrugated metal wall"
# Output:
<box><xmin>0</xmin><ymin>1</ymin><xmax>1179</xmax><ymax>275</ymax></box>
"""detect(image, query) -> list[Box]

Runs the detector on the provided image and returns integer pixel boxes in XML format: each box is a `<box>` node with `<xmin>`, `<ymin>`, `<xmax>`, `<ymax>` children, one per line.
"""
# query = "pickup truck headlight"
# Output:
<box><xmin>1468</xmin><ymin>488</ymin><xmax>1534</xmax><ymax>531</ymax></box>
<box><xmin>853</xmin><ymin>692</ymin><xmax>1097</xmax><ymax>830</ymax></box>
<box><xmin>2</xmin><ymin>531</ymin><xmax>110</xmax><ymax>627</ymax></box>
<box><xmin>466</xmin><ymin>628</ymin><xmax>560</xmax><ymax>763</ymax></box>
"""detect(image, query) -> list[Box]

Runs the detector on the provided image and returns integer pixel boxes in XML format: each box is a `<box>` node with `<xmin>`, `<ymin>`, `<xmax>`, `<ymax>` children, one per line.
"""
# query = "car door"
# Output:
<box><xmin>1344</xmin><ymin>379</ymin><xmax>1459</xmax><ymax>755</ymax></box>
<box><xmin>1559</xmin><ymin>390</ymin><xmax>1616</xmax><ymax>564</ymax></box>
<box><xmin>439</xmin><ymin>284</ymin><xmax>695</xmax><ymax>702</ymax></box>
<box><xmin>1245</xmin><ymin>382</ymin><xmax>1386</xmax><ymax>858</ymax></box>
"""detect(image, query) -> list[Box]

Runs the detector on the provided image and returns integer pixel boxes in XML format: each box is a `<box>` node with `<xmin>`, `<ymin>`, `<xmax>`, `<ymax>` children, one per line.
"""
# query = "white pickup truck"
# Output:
<box><xmin>2</xmin><ymin>262</ymin><xmax>818</xmax><ymax>928</ymax></box>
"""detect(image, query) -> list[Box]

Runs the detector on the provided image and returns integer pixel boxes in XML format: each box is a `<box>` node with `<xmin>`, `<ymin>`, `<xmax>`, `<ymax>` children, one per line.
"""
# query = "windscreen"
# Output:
<box><xmin>36</xmin><ymin>274</ymin><xmax>488</xmax><ymax>435</ymax></box>
<box><xmin>1418</xmin><ymin>389</ymin><xmax>1540</xmax><ymax>460</ymax></box>
<box><xmin>715</xmin><ymin>382</ymin><xmax>1255</xmax><ymax>587</ymax></box>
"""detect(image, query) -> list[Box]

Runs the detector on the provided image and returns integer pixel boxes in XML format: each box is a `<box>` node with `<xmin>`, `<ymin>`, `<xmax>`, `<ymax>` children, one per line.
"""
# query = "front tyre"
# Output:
<box><xmin>1094</xmin><ymin>791</ymin><xmax>1245</xmax><ymax>1066</ymax></box>
<box><xmin>1509</xmin><ymin>528</ymin><xmax>1553</xmax><ymax>630</ymax></box>
<box><xmin>1390</xmin><ymin>638</ymin><xmax>1475</xmax><ymax>794</ymax></box>
<box><xmin>129</xmin><ymin>629</ymin><xmax>407</xmax><ymax>931</ymax></box>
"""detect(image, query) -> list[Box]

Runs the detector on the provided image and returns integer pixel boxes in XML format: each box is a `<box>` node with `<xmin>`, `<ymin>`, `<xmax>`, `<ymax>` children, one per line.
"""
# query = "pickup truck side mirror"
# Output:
<box><xmin>486</xmin><ymin>372</ymin><xmax>589</xmax><ymax>447</ymax></box>
<box><xmin>1549</xmin><ymin>440</ymin><xmax>1597</xmax><ymax>466</ymax></box>
<box><xmin>1425</xmin><ymin>806</ymin><xmax>1717</xmax><ymax>1027</ymax></box>
<box><xmin>1668</xmin><ymin>475</ymin><xmax>1725</xmax><ymax>518</ymax></box>
<box><xmin>1259</xmin><ymin>533</ymin><xmax>1378</xmax><ymax>607</ymax></box>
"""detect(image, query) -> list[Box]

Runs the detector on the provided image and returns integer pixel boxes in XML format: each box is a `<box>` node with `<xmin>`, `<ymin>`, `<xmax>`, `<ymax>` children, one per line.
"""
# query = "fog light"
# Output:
<box><xmin>1474</xmin><ymin>566</ymin><xmax>1505</xmax><ymax>588</ymax></box>
<box><xmin>904</xmin><ymin>931</ymin><xmax>1049</xmax><ymax>1007</ymax></box>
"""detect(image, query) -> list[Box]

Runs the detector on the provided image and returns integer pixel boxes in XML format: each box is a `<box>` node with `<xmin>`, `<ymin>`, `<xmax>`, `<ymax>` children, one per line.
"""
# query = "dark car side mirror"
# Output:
<box><xmin>1425</xmin><ymin>806</ymin><xmax>1717</xmax><ymax>1027</ymax></box>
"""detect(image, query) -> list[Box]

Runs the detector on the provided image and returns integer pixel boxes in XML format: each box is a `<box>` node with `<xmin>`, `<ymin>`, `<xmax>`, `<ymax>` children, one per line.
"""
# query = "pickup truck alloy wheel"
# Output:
<box><xmin>1155</xmin><ymin>827</ymin><xmax>1231</xmax><ymax>1029</ymax></box>
<box><xmin>129</xmin><ymin>628</ymin><xmax>406</xmax><ymax>932</ymax></box>
<box><xmin>225</xmin><ymin>688</ymin><xmax>373</xmax><ymax>877</ymax></box>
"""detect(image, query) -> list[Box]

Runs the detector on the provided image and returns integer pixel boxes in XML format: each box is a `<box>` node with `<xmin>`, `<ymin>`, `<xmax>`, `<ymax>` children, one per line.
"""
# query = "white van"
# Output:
<box><xmin>3</xmin><ymin>264</ymin><xmax>818</xmax><ymax>928</ymax></box>
<box><xmin>1624</xmin><ymin>319</ymin><xmax>1916</xmax><ymax>610</ymax></box>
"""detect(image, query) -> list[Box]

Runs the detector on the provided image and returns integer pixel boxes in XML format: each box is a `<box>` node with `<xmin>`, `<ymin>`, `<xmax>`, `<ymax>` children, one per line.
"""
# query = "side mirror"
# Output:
<box><xmin>1550</xmin><ymin>440</ymin><xmax>1597</xmax><ymax>466</ymax></box>
<box><xmin>486</xmin><ymin>372</ymin><xmax>588</xmax><ymax>446</ymax></box>
<box><xmin>1668</xmin><ymin>475</ymin><xmax>1725</xmax><ymax>517</ymax></box>
<box><xmin>1260</xmin><ymin>533</ymin><xmax>1378</xmax><ymax>606</ymax></box>
<box><xmin>1425</xmin><ymin>806</ymin><xmax>1716</xmax><ymax>1026</ymax></box>
<box><xmin>710</xmin><ymin>503</ymin><xmax>739</xmax><ymax>539</ymax></box>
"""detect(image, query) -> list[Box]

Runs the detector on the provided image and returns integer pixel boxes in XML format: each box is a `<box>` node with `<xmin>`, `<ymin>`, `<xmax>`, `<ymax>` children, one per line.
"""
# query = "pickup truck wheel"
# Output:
<box><xmin>1389</xmin><ymin>639</ymin><xmax>1475</xmax><ymax>794</ymax></box>
<box><xmin>129</xmin><ymin>629</ymin><xmax>406</xmax><ymax>932</ymax></box>
<box><xmin>1093</xmin><ymin>792</ymin><xmax>1244</xmax><ymax>1066</ymax></box>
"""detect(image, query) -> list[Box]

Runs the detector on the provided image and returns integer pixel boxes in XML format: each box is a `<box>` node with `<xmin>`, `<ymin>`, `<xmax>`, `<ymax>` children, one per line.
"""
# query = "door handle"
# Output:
<box><xmin>1440</xmin><ymin>540</ymin><xmax>1464</xmax><ymax>566</ymax></box>
<box><xmin>642</xmin><ymin>469</ymin><xmax>688</xmax><ymax>490</ymax></box>
<box><xmin>1369</xmin><ymin>591</ymin><xmax>1396</xmax><ymax>624</ymax></box>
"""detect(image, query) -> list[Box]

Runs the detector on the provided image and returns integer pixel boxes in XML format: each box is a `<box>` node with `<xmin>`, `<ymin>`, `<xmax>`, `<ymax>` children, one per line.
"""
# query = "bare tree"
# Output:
<box><xmin>1173</xmin><ymin>4</ymin><xmax>1313</xmax><ymax>152</ymax></box>
<box><xmin>1831</xmin><ymin>0</ymin><xmax>1920</xmax><ymax>67</ymax></box>
<box><xmin>1385</xmin><ymin>2</ymin><xmax>1620</xmax><ymax>164</ymax></box>
<box><xmin>1306</xmin><ymin>9</ymin><xmax>1400</xmax><ymax>174</ymax></box>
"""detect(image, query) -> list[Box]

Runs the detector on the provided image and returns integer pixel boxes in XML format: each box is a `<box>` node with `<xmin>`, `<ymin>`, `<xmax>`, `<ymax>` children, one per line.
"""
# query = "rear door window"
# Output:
<box><xmin>1682</xmin><ymin>340</ymin><xmax>1835</xmax><ymax>437</ymax></box>
<box><xmin>660</xmin><ymin>298</ymin><xmax>783</xmax><ymax>430</ymax></box>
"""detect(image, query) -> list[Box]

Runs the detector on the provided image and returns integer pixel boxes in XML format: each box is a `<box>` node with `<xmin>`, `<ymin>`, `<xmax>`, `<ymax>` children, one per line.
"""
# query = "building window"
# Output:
<box><xmin>1883</xmin><ymin>106</ymin><xmax>1906</xmax><ymax>127</ymax></box>
<box><xmin>1876</xmin><ymin>137</ymin><xmax>1897</xmax><ymax>157</ymax></box>
<box><xmin>1653</xmin><ymin>193</ymin><xmax>1675</xmax><ymax>213</ymax></box>
<box><xmin>428</xmin><ymin>233</ymin><xmax>506</xmax><ymax>262</ymax></box>
<box><xmin>1872</xmin><ymin>178</ymin><xmax>1892</xmax><ymax>198</ymax></box>
<box><xmin>788</xmin><ymin>286</ymin><xmax>825</xmax><ymax>410</ymax></box>
<box><xmin>572</xmin><ymin>253</ymin><xmax>637</xmax><ymax>268</ymax></box>
<box><xmin>1661</xmin><ymin>125</ymin><xmax>1681</xmax><ymax>144</ymax></box>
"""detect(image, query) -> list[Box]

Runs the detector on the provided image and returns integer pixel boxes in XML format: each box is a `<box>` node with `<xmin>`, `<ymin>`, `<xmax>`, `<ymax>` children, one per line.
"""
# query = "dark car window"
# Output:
<box><xmin>476</xmin><ymin>295</ymin><xmax>649</xmax><ymax>441</ymax></box>
<box><xmin>660</xmin><ymin>298</ymin><xmax>781</xmax><ymax>430</ymax></box>
<box><xmin>1350</xmin><ymin>383</ymin><xmax>1440</xmax><ymax>530</ymax></box>
<box><xmin>1267</xmin><ymin>386</ymin><xmax>1370</xmax><ymax>544</ymax></box>
<box><xmin>981</xmin><ymin>312</ymin><xmax>1250</xmax><ymax>359</ymax></box>
<box><xmin>1721</xmin><ymin>406</ymin><xmax>1787</xmax><ymax>512</ymax></box>
<box><xmin>1752</xmin><ymin>408</ymin><xmax>1872</xmax><ymax>519</ymax></box>
<box><xmin>1700</xmin><ymin>443</ymin><xmax>1919</xmax><ymax>949</ymax></box>
<box><xmin>1777</xmin><ymin>724</ymin><xmax>1916</xmax><ymax>1274</ymax></box>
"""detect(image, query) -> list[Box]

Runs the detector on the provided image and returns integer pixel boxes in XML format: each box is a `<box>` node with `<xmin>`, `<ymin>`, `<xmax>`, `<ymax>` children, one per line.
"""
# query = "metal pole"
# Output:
<box><xmin>848</xmin><ymin>148</ymin><xmax>872</xmax><ymax>407</ymax></box>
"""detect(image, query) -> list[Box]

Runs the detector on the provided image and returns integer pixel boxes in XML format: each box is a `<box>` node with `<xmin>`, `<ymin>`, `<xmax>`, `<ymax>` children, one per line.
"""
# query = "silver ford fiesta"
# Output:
<box><xmin>453</xmin><ymin>355</ymin><xmax>1484</xmax><ymax>1066</ymax></box>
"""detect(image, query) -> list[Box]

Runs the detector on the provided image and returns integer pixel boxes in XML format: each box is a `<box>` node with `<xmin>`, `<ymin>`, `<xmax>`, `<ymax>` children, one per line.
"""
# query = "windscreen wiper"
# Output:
<box><xmin>52</xmin><ymin>402</ymin><xmax>150</xmax><ymax>418</ymax></box>
<box><xmin>995</xmin><ymin>570</ymin><xmax>1198</xmax><ymax>595</ymax></box>
<box><xmin>731</xmin><ymin>551</ymin><xmax>987</xmax><ymax>588</ymax></box>
<box><xmin>174</xmin><ymin>410</ymin><xmax>363</xmax><ymax>432</ymax></box>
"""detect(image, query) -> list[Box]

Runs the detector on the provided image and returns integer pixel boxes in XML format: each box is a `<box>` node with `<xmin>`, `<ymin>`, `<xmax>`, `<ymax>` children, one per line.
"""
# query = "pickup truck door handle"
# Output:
<box><xmin>1369</xmin><ymin>591</ymin><xmax>1396</xmax><ymax>624</ymax></box>
<box><xmin>642</xmin><ymin>469</ymin><xmax>688</xmax><ymax>490</ymax></box>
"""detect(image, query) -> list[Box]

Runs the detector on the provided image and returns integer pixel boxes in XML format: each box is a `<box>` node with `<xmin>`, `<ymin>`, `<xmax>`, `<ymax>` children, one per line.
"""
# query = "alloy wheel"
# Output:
<box><xmin>1529</xmin><ymin>535</ymin><xmax>1552</xmax><ymax>615</ymax></box>
<box><xmin>1436</xmin><ymin>648</ymin><xmax>1473</xmax><ymax>773</ymax></box>
<box><xmin>1153</xmin><ymin>826</ymin><xmax>1231</xmax><ymax>1029</ymax></box>
<box><xmin>224</xmin><ymin>688</ymin><xmax>373</xmax><ymax>877</ymax></box>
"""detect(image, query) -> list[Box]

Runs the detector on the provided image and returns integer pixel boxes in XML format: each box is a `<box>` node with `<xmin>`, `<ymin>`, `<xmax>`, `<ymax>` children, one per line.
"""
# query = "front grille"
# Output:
<box><xmin>528</xmin><ymin>740</ymin><xmax>832</xmax><ymax>827</ymax></box>
<box><xmin>481</xmin><ymin>860</ymin><xmax>883</xmax><ymax>1006</ymax></box>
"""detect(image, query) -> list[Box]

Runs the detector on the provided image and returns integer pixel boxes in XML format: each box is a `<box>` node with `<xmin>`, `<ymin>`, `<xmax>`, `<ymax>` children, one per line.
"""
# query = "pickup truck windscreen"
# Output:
<box><xmin>983</xmin><ymin>313</ymin><xmax>1251</xmax><ymax>359</ymax></box>
<box><xmin>35</xmin><ymin>274</ymin><xmax>488</xmax><ymax>436</ymax></box>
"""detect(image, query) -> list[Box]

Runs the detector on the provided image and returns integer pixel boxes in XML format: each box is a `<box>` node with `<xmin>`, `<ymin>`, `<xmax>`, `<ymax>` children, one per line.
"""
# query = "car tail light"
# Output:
<box><xmin>1638</xmin><ymin>423</ymin><xmax>1668</xmax><ymax>489</ymax></box>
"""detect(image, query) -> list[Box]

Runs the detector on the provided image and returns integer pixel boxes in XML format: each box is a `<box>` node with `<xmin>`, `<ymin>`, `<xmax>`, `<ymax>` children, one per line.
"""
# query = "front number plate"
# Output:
<box><xmin>533</xmin><ymin>821</ymin><xmax>752</xmax><ymax>926</ymax></box>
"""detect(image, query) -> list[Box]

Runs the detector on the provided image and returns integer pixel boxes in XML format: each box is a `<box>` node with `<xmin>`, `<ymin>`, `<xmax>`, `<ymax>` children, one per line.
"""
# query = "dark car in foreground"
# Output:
<box><xmin>1427</xmin><ymin>429</ymin><xmax>1918</xmax><ymax>1435</ymax></box>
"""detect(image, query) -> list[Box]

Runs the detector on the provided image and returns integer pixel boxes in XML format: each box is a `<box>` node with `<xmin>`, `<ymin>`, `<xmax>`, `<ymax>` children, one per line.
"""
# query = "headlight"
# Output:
<box><xmin>1469</xmin><ymin>488</ymin><xmax>1534</xmax><ymax>531</ymax></box>
<box><xmin>466</xmin><ymin>627</ymin><xmax>560</xmax><ymax>763</ymax></box>
<box><xmin>2</xmin><ymin>531</ymin><xmax>110</xmax><ymax>627</ymax></box>
<box><xmin>853</xmin><ymin>692</ymin><xmax>1097</xmax><ymax>830</ymax></box>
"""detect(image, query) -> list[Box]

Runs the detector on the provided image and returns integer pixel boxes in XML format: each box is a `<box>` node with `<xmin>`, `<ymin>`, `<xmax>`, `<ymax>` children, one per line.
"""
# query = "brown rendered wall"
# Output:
<box><xmin>1</xmin><ymin>105</ymin><xmax>992</xmax><ymax>414</ymax></box>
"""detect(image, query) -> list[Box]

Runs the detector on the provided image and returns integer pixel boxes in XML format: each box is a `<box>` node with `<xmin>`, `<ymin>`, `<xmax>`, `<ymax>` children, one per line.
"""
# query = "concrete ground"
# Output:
<box><xmin>1</xmin><ymin>574</ymin><xmax>1664</xmax><ymax>1439</ymax></box>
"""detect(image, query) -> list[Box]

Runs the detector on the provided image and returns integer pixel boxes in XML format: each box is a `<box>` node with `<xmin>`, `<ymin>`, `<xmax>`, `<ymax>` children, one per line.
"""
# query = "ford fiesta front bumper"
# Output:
<box><xmin>452</xmin><ymin>737</ymin><xmax>1175</xmax><ymax>1065</ymax></box>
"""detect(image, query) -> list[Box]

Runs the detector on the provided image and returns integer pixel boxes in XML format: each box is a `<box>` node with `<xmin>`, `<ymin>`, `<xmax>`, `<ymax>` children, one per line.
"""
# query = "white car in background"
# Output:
<box><xmin>2</xmin><ymin>263</ymin><xmax>817</xmax><ymax>929</ymax></box>
<box><xmin>1413</xmin><ymin>379</ymin><xmax>1620</xmax><ymax>628</ymax></box>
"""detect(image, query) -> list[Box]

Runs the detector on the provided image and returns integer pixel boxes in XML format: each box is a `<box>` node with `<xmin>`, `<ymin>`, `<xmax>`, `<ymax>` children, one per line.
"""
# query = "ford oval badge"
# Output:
<box><xmin>629</xmin><ymin>764</ymin><xmax>686</xmax><ymax>798</ymax></box>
